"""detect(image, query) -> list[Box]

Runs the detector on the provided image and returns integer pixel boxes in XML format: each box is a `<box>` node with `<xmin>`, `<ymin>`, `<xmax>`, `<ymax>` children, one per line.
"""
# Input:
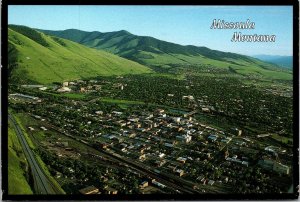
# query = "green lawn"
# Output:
<box><xmin>100</xmin><ymin>98</ymin><xmax>145</xmax><ymax>105</ymax></box>
<box><xmin>270</xmin><ymin>134</ymin><xmax>293</xmax><ymax>145</ymax></box>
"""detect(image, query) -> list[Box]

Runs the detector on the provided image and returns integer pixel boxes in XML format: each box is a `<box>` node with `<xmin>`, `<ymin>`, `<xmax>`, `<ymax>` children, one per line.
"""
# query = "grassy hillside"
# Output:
<box><xmin>8</xmin><ymin>25</ymin><xmax>152</xmax><ymax>84</ymax></box>
<box><xmin>39</xmin><ymin>28</ymin><xmax>292</xmax><ymax>80</ymax></box>
<box><xmin>8</xmin><ymin>121</ymin><xmax>33</xmax><ymax>194</ymax></box>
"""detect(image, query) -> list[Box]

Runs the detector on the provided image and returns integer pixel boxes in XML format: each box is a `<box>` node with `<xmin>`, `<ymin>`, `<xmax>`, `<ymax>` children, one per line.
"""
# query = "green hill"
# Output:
<box><xmin>39</xmin><ymin>28</ymin><xmax>292</xmax><ymax>80</ymax></box>
<box><xmin>8</xmin><ymin>25</ymin><xmax>152</xmax><ymax>84</ymax></box>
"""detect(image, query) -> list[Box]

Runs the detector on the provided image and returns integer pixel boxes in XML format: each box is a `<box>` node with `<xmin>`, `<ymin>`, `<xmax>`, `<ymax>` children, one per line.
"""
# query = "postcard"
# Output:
<box><xmin>2</xmin><ymin>1</ymin><xmax>299</xmax><ymax>200</ymax></box>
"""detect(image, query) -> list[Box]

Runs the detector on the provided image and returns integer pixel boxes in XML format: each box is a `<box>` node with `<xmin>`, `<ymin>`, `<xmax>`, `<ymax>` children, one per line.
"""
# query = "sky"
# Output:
<box><xmin>8</xmin><ymin>6</ymin><xmax>293</xmax><ymax>56</ymax></box>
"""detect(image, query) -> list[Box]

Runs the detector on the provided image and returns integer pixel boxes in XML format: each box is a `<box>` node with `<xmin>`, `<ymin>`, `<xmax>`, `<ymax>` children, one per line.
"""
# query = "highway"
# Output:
<box><xmin>8</xmin><ymin>114</ymin><xmax>63</xmax><ymax>194</ymax></box>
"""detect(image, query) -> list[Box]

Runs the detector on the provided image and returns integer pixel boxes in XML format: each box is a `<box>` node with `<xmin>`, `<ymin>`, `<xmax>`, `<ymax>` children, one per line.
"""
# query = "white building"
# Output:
<box><xmin>63</xmin><ymin>81</ymin><xmax>69</xmax><ymax>87</ymax></box>
<box><xmin>57</xmin><ymin>86</ymin><xmax>71</xmax><ymax>92</ymax></box>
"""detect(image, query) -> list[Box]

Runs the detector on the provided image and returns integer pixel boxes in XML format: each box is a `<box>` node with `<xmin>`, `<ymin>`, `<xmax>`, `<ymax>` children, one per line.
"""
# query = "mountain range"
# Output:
<box><xmin>8</xmin><ymin>25</ymin><xmax>152</xmax><ymax>84</ymax></box>
<box><xmin>8</xmin><ymin>24</ymin><xmax>292</xmax><ymax>84</ymax></box>
<box><xmin>39</xmin><ymin>28</ymin><xmax>272</xmax><ymax>67</ymax></box>
<box><xmin>252</xmin><ymin>55</ymin><xmax>293</xmax><ymax>69</ymax></box>
<box><xmin>38</xmin><ymin>28</ymin><xmax>292</xmax><ymax>79</ymax></box>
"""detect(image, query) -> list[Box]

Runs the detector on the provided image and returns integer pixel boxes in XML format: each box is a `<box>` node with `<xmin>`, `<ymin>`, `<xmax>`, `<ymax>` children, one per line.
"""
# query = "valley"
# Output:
<box><xmin>7</xmin><ymin>25</ymin><xmax>294</xmax><ymax>195</ymax></box>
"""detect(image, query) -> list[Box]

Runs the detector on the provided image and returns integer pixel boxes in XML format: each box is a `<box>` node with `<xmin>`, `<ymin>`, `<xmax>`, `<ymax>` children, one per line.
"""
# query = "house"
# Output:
<box><xmin>208</xmin><ymin>134</ymin><xmax>218</xmax><ymax>142</ymax></box>
<box><xmin>154</xmin><ymin>160</ymin><xmax>166</xmax><ymax>167</ymax></box>
<box><xmin>139</xmin><ymin>181</ymin><xmax>149</xmax><ymax>189</ymax></box>
<box><xmin>39</xmin><ymin>87</ymin><xmax>47</xmax><ymax>91</ymax></box>
<box><xmin>201</xmin><ymin>107</ymin><xmax>210</xmax><ymax>113</ymax></box>
<box><xmin>182</xmin><ymin>95</ymin><xmax>194</xmax><ymax>100</ymax></box>
<box><xmin>112</xmin><ymin>111</ymin><xmax>123</xmax><ymax>116</ymax></box>
<box><xmin>99</xmin><ymin>143</ymin><xmax>109</xmax><ymax>149</ymax></box>
<box><xmin>104</xmin><ymin>187</ymin><xmax>118</xmax><ymax>194</ymax></box>
<box><xmin>79</xmin><ymin>185</ymin><xmax>99</xmax><ymax>194</ymax></box>
<box><xmin>175</xmin><ymin>169</ymin><xmax>184</xmax><ymax>177</ymax></box>
<box><xmin>221</xmin><ymin>176</ymin><xmax>229</xmax><ymax>183</ymax></box>
<box><xmin>62</xmin><ymin>81</ymin><xmax>69</xmax><ymax>87</ymax></box>
<box><xmin>55</xmin><ymin>172</ymin><xmax>62</xmax><ymax>179</ymax></box>
<box><xmin>231</xmin><ymin>128</ymin><xmax>242</xmax><ymax>136</ymax></box>
<box><xmin>135</xmin><ymin>123</ymin><xmax>142</xmax><ymax>128</ymax></box>
<box><xmin>128</xmin><ymin>133</ymin><xmax>136</xmax><ymax>138</ymax></box>
<box><xmin>57</xmin><ymin>86</ymin><xmax>71</xmax><ymax>92</ymax></box>
<box><xmin>40</xmin><ymin>126</ymin><xmax>47</xmax><ymax>131</ymax></box>
<box><xmin>139</xmin><ymin>154</ymin><xmax>146</xmax><ymax>160</ymax></box>
<box><xmin>164</xmin><ymin>143</ymin><xmax>174</xmax><ymax>148</ymax></box>
<box><xmin>95</xmin><ymin>111</ymin><xmax>104</xmax><ymax>115</ymax></box>
<box><xmin>80</xmin><ymin>87</ymin><xmax>86</xmax><ymax>92</ymax></box>
<box><xmin>28</xmin><ymin>127</ymin><xmax>35</xmax><ymax>131</ymax></box>
<box><xmin>208</xmin><ymin>180</ymin><xmax>215</xmax><ymax>186</ymax></box>
<box><xmin>173</xmin><ymin>117</ymin><xmax>181</xmax><ymax>123</ymax></box>
<box><xmin>119</xmin><ymin>121</ymin><xmax>127</xmax><ymax>127</ymax></box>
<box><xmin>159</xmin><ymin>153</ymin><xmax>165</xmax><ymax>158</ymax></box>
<box><xmin>177</xmin><ymin>157</ymin><xmax>187</xmax><ymax>164</ymax></box>
<box><xmin>176</xmin><ymin>134</ymin><xmax>192</xmax><ymax>143</ymax></box>
<box><xmin>155</xmin><ymin>109</ymin><xmax>165</xmax><ymax>114</ymax></box>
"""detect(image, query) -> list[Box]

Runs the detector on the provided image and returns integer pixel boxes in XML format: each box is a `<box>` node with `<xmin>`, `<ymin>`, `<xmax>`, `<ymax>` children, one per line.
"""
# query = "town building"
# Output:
<box><xmin>176</xmin><ymin>134</ymin><xmax>192</xmax><ymax>143</ymax></box>
<box><xmin>139</xmin><ymin>181</ymin><xmax>149</xmax><ymax>189</ymax></box>
<box><xmin>57</xmin><ymin>86</ymin><xmax>71</xmax><ymax>92</ymax></box>
<box><xmin>62</xmin><ymin>81</ymin><xmax>69</xmax><ymax>87</ymax></box>
<box><xmin>104</xmin><ymin>187</ymin><xmax>118</xmax><ymax>194</ymax></box>
<box><xmin>79</xmin><ymin>185</ymin><xmax>100</xmax><ymax>194</ymax></box>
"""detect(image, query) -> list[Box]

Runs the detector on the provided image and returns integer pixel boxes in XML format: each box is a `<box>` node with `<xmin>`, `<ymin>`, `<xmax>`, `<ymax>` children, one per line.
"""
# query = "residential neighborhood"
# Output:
<box><xmin>8</xmin><ymin>76</ymin><xmax>294</xmax><ymax>195</ymax></box>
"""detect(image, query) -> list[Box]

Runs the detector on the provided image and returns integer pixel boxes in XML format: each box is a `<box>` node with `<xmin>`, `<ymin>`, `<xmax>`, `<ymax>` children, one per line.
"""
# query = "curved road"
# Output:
<box><xmin>9</xmin><ymin>114</ymin><xmax>63</xmax><ymax>194</ymax></box>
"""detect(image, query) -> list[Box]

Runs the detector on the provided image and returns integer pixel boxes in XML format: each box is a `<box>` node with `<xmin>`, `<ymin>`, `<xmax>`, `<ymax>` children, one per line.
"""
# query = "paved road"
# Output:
<box><xmin>8</xmin><ymin>114</ymin><xmax>62</xmax><ymax>194</ymax></box>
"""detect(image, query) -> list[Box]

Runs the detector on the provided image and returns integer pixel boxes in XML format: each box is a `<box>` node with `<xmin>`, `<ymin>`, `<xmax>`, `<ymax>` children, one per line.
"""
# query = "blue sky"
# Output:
<box><xmin>8</xmin><ymin>6</ymin><xmax>293</xmax><ymax>56</ymax></box>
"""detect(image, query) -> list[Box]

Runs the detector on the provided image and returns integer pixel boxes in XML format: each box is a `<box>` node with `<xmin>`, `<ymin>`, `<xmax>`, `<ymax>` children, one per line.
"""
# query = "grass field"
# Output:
<box><xmin>40</xmin><ymin>91</ymin><xmax>87</xmax><ymax>100</ymax></box>
<box><xmin>8</xmin><ymin>28</ymin><xmax>152</xmax><ymax>84</ymax></box>
<box><xmin>100</xmin><ymin>98</ymin><xmax>145</xmax><ymax>105</ymax></box>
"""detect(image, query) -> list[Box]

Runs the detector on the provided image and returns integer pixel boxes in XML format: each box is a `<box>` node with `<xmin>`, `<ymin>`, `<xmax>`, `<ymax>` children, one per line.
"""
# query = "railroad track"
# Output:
<box><xmin>8</xmin><ymin>114</ymin><xmax>62</xmax><ymax>194</ymax></box>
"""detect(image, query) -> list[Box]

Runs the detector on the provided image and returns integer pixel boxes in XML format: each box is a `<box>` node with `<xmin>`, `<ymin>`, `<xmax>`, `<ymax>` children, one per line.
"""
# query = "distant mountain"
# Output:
<box><xmin>39</xmin><ymin>28</ymin><xmax>292</xmax><ymax>80</ymax></box>
<box><xmin>8</xmin><ymin>25</ymin><xmax>152</xmax><ymax>84</ymax></box>
<box><xmin>39</xmin><ymin>28</ymin><xmax>258</xmax><ymax>65</ymax></box>
<box><xmin>252</xmin><ymin>55</ymin><xmax>293</xmax><ymax>69</ymax></box>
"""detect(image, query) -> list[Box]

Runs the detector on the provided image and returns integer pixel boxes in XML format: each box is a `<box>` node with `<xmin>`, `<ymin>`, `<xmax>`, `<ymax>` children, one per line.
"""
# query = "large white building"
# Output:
<box><xmin>57</xmin><ymin>86</ymin><xmax>71</xmax><ymax>92</ymax></box>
